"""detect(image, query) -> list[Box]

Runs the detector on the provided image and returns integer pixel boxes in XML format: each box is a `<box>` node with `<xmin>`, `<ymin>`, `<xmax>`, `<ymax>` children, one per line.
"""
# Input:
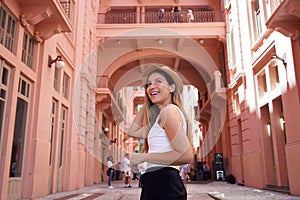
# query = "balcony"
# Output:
<box><xmin>266</xmin><ymin>0</ymin><xmax>300</xmax><ymax>40</ymax></box>
<box><xmin>16</xmin><ymin>0</ymin><xmax>72</xmax><ymax>40</ymax></box>
<box><xmin>98</xmin><ymin>10</ymin><xmax>225</xmax><ymax>24</ymax></box>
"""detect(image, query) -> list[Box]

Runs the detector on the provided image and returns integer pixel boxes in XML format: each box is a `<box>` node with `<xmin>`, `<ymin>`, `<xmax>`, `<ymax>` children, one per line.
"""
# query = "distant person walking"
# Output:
<box><xmin>106</xmin><ymin>156</ymin><xmax>114</xmax><ymax>189</ymax></box>
<box><xmin>182</xmin><ymin>163</ymin><xmax>191</xmax><ymax>181</ymax></box>
<box><xmin>203</xmin><ymin>162</ymin><xmax>211</xmax><ymax>180</ymax></box>
<box><xmin>123</xmin><ymin>153</ymin><xmax>132</xmax><ymax>188</ymax></box>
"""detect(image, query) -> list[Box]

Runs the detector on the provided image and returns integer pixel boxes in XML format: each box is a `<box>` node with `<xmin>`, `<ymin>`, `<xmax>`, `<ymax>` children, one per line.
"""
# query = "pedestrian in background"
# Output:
<box><xmin>123</xmin><ymin>153</ymin><xmax>132</xmax><ymax>188</ymax></box>
<box><xmin>106</xmin><ymin>156</ymin><xmax>114</xmax><ymax>189</ymax></box>
<box><xmin>128</xmin><ymin>64</ymin><xmax>193</xmax><ymax>200</ymax></box>
<box><xmin>203</xmin><ymin>162</ymin><xmax>211</xmax><ymax>180</ymax></box>
<box><xmin>182</xmin><ymin>163</ymin><xmax>191</xmax><ymax>181</ymax></box>
<box><xmin>138</xmin><ymin>162</ymin><xmax>146</xmax><ymax>187</ymax></box>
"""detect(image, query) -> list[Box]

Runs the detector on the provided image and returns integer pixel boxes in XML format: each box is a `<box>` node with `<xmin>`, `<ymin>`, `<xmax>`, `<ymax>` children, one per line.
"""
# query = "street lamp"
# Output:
<box><xmin>48</xmin><ymin>55</ymin><xmax>65</xmax><ymax>69</ymax></box>
<box><xmin>270</xmin><ymin>53</ymin><xmax>287</xmax><ymax>67</ymax></box>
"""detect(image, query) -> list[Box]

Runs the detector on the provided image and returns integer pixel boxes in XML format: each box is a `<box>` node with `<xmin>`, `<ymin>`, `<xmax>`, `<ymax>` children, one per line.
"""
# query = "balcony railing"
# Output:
<box><xmin>59</xmin><ymin>0</ymin><xmax>71</xmax><ymax>19</ymax></box>
<box><xmin>270</xmin><ymin>0</ymin><xmax>283</xmax><ymax>13</ymax></box>
<box><xmin>97</xmin><ymin>11</ymin><xmax>225</xmax><ymax>24</ymax></box>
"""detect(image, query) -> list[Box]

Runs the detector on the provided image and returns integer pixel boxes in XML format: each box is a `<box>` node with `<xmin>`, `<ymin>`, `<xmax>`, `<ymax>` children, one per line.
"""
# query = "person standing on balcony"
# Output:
<box><xmin>172</xmin><ymin>6</ymin><xmax>181</xmax><ymax>22</ymax></box>
<box><xmin>128</xmin><ymin>64</ymin><xmax>193</xmax><ymax>200</ymax></box>
<box><xmin>158</xmin><ymin>8</ymin><xmax>165</xmax><ymax>23</ymax></box>
<box><xmin>187</xmin><ymin>9</ymin><xmax>194</xmax><ymax>23</ymax></box>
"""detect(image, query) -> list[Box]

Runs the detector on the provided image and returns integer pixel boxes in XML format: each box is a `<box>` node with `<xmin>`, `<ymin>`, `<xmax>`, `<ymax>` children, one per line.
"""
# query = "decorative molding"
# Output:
<box><xmin>20</xmin><ymin>14</ymin><xmax>29</xmax><ymax>27</ymax></box>
<box><xmin>34</xmin><ymin>24</ymin><xmax>62</xmax><ymax>40</ymax></box>
<box><xmin>26</xmin><ymin>7</ymin><xmax>53</xmax><ymax>25</ymax></box>
<box><xmin>34</xmin><ymin>31</ymin><xmax>43</xmax><ymax>43</ymax></box>
<box><xmin>266</xmin><ymin>0</ymin><xmax>300</xmax><ymax>40</ymax></box>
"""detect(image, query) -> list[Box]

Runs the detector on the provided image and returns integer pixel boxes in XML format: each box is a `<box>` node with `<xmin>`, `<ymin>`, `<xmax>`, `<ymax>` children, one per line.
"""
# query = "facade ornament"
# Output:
<box><xmin>20</xmin><ymin>14</ymin><xmax>29</xmax><ymax>27</ymax></box>
<box><xmin>34</xmin><ymin>31</ymin><xmax>43</xmax><ymax>43</ymax></box>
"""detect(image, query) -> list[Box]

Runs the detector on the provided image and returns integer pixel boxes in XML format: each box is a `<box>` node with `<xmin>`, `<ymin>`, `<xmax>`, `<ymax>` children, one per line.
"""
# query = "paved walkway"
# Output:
<box><xmin>34</xmin><ymin>180</ymin><xmax>300</xmax><ymax>200</ymax></box>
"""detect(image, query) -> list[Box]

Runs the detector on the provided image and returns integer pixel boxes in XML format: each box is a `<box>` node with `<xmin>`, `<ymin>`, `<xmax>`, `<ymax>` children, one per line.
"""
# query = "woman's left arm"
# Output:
<box><xmin>131</xmin><ymin>105</ymin><xmax>193</xmax><ymax>165</ymax></box>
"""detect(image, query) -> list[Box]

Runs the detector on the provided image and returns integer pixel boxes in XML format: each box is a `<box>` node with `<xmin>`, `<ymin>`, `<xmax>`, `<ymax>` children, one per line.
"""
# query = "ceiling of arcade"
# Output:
<box><xmin>95</xmin><ymin>29</ymin><xmax>226</xmax><ymax>125</ymax></box>
<box><xmin>97</xmin><ymin>36</ymin><xmax>225</xmax><ymax>95</ymax></box>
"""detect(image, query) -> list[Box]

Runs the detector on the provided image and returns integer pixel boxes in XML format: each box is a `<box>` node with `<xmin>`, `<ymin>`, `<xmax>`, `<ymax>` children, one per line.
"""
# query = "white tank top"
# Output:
<box><xmin>146</xmin><ymin>104</ymin><xmax>187</xmax><ymax>170</ymax></box>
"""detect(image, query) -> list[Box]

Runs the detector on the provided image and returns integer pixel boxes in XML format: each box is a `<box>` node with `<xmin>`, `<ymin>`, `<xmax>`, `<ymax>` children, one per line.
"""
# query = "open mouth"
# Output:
<box><xmin>150</xmin><ymin>91</ymin><xmax>159</xmax><ymax>95</ymax></box>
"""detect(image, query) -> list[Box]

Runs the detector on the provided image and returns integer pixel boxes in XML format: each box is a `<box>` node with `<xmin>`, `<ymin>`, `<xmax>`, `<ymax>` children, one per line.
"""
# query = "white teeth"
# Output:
<box><xmin>151</xmin><ymin>91</ymin><xmax>159</xmax><ymax>95</ymax></box>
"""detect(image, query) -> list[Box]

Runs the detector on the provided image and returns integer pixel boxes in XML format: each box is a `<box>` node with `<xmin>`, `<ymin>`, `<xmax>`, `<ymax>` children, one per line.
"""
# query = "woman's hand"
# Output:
<box><xmin>127</xmin><ymin>107</ymin><xmax>149</xmax><ymax>139</ymax></box>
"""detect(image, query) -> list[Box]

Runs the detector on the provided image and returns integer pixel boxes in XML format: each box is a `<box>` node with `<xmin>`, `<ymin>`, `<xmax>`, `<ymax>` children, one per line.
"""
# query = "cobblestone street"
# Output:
<box><xmin>34</xmin><ymin>180</ymin><xmax>300</xmax><ymax>200</ymax></box>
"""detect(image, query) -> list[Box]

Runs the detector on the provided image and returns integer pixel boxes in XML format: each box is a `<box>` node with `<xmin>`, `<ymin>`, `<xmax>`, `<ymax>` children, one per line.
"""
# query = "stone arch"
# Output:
<box><xmin>94</xmin><ymin>28</ymin><xmax>227</xmax><ymax>158</ymax></box>
<box><xmin>96</xmin><ymin>28</ymin><xmax>219</xmax><ymax>94</ymax></box>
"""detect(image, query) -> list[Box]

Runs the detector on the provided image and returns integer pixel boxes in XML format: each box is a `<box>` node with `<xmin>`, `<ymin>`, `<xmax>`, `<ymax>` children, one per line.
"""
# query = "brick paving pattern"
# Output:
<box><xmin>34</xmin><ymin>180</ymin><xmax>300</xmax><ymax>200</ymax></box>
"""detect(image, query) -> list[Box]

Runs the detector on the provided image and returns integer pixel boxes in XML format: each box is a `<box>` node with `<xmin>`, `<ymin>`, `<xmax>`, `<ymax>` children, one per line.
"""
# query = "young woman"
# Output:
<box><xmin>128</xmin><ymin>64</ymin><xmax>193</xmax><ymax>200</ymax></box>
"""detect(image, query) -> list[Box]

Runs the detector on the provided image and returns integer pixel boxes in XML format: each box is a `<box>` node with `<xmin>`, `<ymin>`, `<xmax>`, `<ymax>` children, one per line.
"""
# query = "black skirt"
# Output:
<box><xmin>140</xmin><ymin>167</ymin><xmax>187</xmax><ymax>200</ymax></box>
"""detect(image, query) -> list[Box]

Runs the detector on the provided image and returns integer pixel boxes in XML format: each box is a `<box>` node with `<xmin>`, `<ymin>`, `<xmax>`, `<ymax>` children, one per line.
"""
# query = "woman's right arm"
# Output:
<box><xmin>127</xmin><ymin>107</ymin><xmax>149</xmax><ymax>139</ymax></box>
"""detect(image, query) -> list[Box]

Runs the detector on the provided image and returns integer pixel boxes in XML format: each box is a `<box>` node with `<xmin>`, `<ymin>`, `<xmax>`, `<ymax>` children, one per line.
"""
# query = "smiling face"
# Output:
<box><xmin>145</xmin><ymin>72</ymin><xmax>175</xmax><ymax>108</ymax></box>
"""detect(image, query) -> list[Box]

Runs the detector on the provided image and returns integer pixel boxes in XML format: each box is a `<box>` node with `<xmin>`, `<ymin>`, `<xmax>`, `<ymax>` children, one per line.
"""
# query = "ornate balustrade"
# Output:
<box><xmin>97</xmin><ymin>11</ymin><xmax>225</xmax><ymax>24</ymax></box>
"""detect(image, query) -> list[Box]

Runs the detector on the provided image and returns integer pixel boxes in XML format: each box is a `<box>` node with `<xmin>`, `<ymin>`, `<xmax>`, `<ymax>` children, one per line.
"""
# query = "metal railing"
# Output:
<box><xmin>59</xmin><ymin>0</ymin><xmax>71</xmax><ymax>19</ymax></box>
<box><xmin>98</xmin><ymin>10</ymin><xmax>225</xmax><ymax>24</ymax></box>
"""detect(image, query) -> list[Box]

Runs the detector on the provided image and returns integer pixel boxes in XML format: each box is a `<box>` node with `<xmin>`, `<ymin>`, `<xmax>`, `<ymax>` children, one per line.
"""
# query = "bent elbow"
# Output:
<box><xmin>186</xmin><ymin>148</ymin><xmax>194</xmax><ymax>163</ymax></box>
<box><xmin>179</xmin><ymin>147</ymin><xmax>193</xmax><ymax>164</ymax></box>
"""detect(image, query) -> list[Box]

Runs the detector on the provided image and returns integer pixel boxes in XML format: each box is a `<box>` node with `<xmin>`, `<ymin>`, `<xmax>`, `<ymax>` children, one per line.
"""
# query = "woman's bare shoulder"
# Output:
<box><xmin>160</xmin><ymin>104</ymin><xmax>181</xmax><ymax>121</ymax></box>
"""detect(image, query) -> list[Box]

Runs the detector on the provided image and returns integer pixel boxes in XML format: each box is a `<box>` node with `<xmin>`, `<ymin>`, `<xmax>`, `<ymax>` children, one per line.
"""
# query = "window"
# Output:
<box><xmin>257</xmin><ymin>69</ymin><xmax>267</xmax><ymax>99</ymax></box>
<box><xmin>85</xmin><ymin>94</ymin><xmax>89</xmax><ymax>135</ymax></box>
<box><xmin>54</xmin><ymin>67</ymin><xmax>59</xmax><ymax>91</ymax></box>
<box><xmin>0</xmin><ymin>61</ymin><xmax>10</xmax><ymax>154</ymax></box>
<box><xmin>253</xmin><ymin>0</ymin><xmax>263</xmax><ymax>37</ymax></box>
<box><xmin>0</xmin><ymin>4</ymin><xmax>16</xmax><ymax>52</ymax></box>
<box><xmin>229</xmin><ymin>30</ymin><xmax>236</xmax><ymax>67</ymax></box>
<box><xmin>218</xmin><ymin>51</ymin><xmax>227</xmax><ymax>87</ymax></box>
<box><xmin>58</xmin><ymin>105</ymin><xmax>67</xmax><ymax>167</ymax></box>
<box><xmin>62</xmin><ymin>72</ymin><xmax>70</xmax><ymax>99</ymax></box>
<box><xmin>102</xmin><ymin>115</ymin><xmax>107</xmax><ymax>132</ymax></box>
<box><xmin>10</xmin><ymin>76</ymin><xmax>31</xmax><ymax>177</ymax></box>
<box><xmin>22</xmin><ymin>31</ymin><xmax>36</xmax><ymax>69</ymax></box>
<box><xmin>226</xmin><ymin>11</ymin><xmax>236</xmax><ymax>70</ymax></box>
<box><xmin>269</xmin><ymin>64</ymin><xmax>279</xmax><ymax>91</ymax></box>
<box><xmin>234</xmin><ymin>92</ymin><xmax>240</xmax><ymax>115</ymax></box>
<box><xmin>49</xmin><ymin>99</ymin><xmax>58</xmax><ymax>165</ymax></box>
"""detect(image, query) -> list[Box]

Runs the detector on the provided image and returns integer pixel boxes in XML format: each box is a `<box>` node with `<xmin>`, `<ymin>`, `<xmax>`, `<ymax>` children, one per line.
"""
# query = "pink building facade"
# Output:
<box><xmin>0</xmin><ymin>0</ymin><xmax>299</xmax><ymax>199</ymax></box>
<box><xmin>0</xmin><ymin>0</ymin><xmax>104</xmax><ymax>199</ymax></box>
<box><xmin>224</xmin><ymin>0</ymin><xmax>300</xmax><ymax>195</ymax></box>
